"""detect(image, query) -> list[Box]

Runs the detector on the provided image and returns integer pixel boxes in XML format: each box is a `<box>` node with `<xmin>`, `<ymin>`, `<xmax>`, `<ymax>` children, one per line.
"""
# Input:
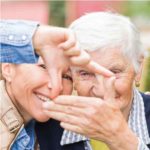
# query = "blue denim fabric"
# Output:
<box><xmin>0</xmin><ymin>20</ymin><xmax>39</xmax><ymax>63</ymax></box>
<box><xmin>11</xmin><ymin>120</ymin><xmax>35</xmax><ymax>150</ymax></box>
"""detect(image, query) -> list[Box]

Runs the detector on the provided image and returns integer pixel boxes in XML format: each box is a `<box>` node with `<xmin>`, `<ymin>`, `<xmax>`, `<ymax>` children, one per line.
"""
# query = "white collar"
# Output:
<box><xmin>128</xmin><ymin>89</ymin><xmax>150</xmax><ymax>144</ymax></box>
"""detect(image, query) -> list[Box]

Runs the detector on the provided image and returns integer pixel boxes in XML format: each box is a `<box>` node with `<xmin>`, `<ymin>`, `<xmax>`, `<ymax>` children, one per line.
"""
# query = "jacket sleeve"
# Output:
<box><xmin>0</xmin><ymin>20</ymin><xmax>39</xmax><ymax>63</ymax></box>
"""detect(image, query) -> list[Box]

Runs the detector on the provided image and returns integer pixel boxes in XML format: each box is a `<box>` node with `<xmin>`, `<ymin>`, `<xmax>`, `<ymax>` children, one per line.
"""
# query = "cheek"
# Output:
<box><xmin>11</xmin><ymin>72</ymin><xmax>47</xmax><ymax>98</ymax></box>
<box><xmin>74</xmin><ymin>80</ymin><xmax>92</xmax><ymax>96</ymax></box>
<box><xmin>13</xmin><ymin>75</ymin><xmax>33</xmax><ymax>89</ymax></box>
<box><xmin>62</xmin><ymin>81</ymin><xmax>73</xmax><ymax>95</ymax></box>
<box><xmin>11</xmin><ymin>78</ymin><xmax>32</xmax><ymax>101</ymax></box>
<box><xmin>114</xmin><ymin>78</ymin><xmax>133</xmax><ymax>96</ymax></box>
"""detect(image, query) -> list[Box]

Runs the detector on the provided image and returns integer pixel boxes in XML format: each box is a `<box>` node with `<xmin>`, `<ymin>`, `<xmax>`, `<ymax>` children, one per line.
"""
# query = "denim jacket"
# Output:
<box><xmin>0</xmin><ymin>20</ymin><xmax>39</xmax><ymax>63</ymax></box>
<box><xmin>11</xmin><ymin>120</ymin><xmax>35</xmax><ymax>150</ymax></box>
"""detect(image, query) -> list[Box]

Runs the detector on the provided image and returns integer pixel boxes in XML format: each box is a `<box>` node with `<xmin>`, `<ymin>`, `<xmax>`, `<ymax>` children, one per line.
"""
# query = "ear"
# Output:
<box><xmin>1</xmin><ymin>63</ymin><xmax>15</xmax><ymax>82</ymax></box>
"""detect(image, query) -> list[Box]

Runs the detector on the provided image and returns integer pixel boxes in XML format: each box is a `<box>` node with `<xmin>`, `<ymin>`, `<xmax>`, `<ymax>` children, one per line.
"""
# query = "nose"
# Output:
<box><xmin>91</xmin><ymin>75</ymin><xmax>105</xmax><ymax>99</ymax></box>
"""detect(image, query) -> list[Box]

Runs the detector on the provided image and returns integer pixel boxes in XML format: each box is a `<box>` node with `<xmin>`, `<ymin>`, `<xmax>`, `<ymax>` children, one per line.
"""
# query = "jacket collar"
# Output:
<box><xmin>0</xmin><ymin>80</ymin><xmax>24</xmax><ymax>133</ymax></box>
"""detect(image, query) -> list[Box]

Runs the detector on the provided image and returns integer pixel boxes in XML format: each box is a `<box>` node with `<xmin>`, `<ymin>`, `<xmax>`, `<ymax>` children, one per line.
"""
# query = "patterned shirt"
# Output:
<box><xmin>11</xmin><ymin>120</ymin><xmax>35</xmax><ymax>150</ymax></box>
<box><xmin>128</xmin><ymin>89</ymin><xmax>150</xmax><ymax>149</ymax></box>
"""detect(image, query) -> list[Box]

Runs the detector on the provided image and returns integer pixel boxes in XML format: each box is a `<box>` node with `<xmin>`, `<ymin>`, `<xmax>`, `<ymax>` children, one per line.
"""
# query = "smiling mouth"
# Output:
<box><xmin>36</xmin><ymin>94</ymin><xmax>51</xmax><ymax>102</ymax></box>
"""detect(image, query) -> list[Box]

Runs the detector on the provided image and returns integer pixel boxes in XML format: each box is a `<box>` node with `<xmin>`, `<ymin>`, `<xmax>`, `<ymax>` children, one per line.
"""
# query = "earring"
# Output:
<box><xmin>135</xmin><ymin>81</ymin><xmax>140</xmax><ymax>87</ymax></box>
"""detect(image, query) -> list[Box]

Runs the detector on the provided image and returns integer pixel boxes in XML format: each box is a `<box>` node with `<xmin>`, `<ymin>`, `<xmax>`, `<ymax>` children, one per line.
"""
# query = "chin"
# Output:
<box><xmin>34</xmin><ymin>113</ymin><xmax>50</xmax><ymax>122</ymax></box>
<box><xmin>36</xmin><ymin>117</ymin><xmax>50</xmax><ymax>122</ymax></box>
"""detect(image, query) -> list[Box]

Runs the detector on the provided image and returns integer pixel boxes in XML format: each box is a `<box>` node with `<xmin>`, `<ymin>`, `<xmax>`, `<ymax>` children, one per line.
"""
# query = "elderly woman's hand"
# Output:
<box><xmin>43</xmin><ymin>77</ymin><xmax>138</xmax><ymax>150</ymax></box>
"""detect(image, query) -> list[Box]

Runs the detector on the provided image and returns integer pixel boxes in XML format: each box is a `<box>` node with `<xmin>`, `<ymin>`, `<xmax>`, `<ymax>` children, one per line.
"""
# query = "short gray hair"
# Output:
<box><xmin>69</xmin><ymin>12</ymin><xmax>147</xmax><ymax>73</ymax></box>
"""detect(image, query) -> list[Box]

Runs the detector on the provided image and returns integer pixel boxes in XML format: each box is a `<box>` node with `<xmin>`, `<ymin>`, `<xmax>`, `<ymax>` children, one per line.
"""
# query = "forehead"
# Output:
<box><xmin>71</xmin><ymin>48</ymin><xmax>128</xmax><ymax>73</ymax></box>
<box><xmin>14</xmin><ymin>57</ymin><xmax>44</xmax><ymax>71</ymax></box>
<box><xmin>89</xmin><ymin>48</ymin><xmax>127</xmax><ymax>67</ymax></box>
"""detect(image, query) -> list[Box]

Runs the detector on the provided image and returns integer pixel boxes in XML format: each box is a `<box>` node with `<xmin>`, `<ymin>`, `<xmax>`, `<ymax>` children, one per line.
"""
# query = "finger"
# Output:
<box><xmin>43</xmin><ymin>101</ymin><xmax>85</xmax><ymax>115</ymax></box>
<box><xmin>86</xmin><ymin>61</ymin><xmax>114</xmax><ymax>77</ymax></box>
<box><xmin>47</xmin><ymin>68</ymin><xmax>62</xmax><ymax>98</ymax></box>
<box><xmin>104</xmin><ymin>76</ymin><xmax>117</xmax><ymax>105</ymax></box>
<box><xmin>64</xmin><ymin>47</ymin><xmax>80</xmax><ymax>57</ymax></box>
<box><xmin>58</xmin><ymin>30</ymin><xmax>76</xmax><ymax>50</ymax></box>
<box><xmin>70</xmin><ymin>50</ymin><xmax>90</xmax><ymax>66</ymax></box>
<box><xmin>60</xmin><ymin>122</ymin><xmax>84</xmax><ymax>135</ymax></box>
<box><xmin>39</xmin><ymin>46</ymin><xmax>62</xmax><ymax>98</ymax></box>
<box><xmin>43</xmin><ymin>110</ymin><xmax>79</xmax><ymax>125</ymax></box>
<box><xmin>54</xmin><ymin>95</ymin><xmax>100</xmax><ymax>108</ymax></box>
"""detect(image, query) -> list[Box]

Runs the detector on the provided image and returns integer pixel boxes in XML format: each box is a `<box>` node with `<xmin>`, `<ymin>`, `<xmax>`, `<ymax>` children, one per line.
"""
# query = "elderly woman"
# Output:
<box><xmin>43</xmin><ymin>12</ymin><xmax>150</xmax><ymax>150</ymax></box>
<box><xmin>0</xmin><ymin>56</ymin><xmax>74</xmax><ymax>150</ymax></box>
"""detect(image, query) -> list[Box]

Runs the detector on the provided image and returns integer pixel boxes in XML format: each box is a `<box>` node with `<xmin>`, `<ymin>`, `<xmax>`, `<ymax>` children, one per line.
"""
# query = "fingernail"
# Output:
<box><xmin>43</xmin><ymin>101</ymin><xmax>53</xmax><ymax>109</ymax></box>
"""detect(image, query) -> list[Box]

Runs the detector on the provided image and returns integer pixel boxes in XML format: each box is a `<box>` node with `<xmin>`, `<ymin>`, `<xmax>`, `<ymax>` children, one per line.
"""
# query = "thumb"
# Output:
<box><xmin>47</xmin><ymin>68</ymin><xmax>62</xmax><ymax>99</ymax></box>
<box><xmin>58</xmin><ymin>29</ymin><xmax>76</xmax><ymax>50</ymax></box>
<box><xmin>104</xmin><ymin>76</ymin><xmax>118</xmax><ymax>107</ymax></box>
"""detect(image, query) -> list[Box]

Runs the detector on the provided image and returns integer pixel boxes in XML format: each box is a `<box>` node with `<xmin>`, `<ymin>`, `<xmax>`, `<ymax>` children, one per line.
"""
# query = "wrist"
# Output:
<box><xmin>32</xmin><ymin>24</ymin><xmax>43</xmax><ymax>56</ymax></box>
<box><xmin>107</xmin><ymin>126</ymin><xmax>138</xmax><ymax>150</ymax></box>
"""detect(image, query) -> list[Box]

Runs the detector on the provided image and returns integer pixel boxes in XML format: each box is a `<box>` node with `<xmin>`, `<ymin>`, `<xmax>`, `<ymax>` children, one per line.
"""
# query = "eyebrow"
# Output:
<box><xmin>75</xmin><ymin>62</ymin><xmax>124</xmax><ymax>71</ymax></box>
<box><xmin>75</xmin><ymin>68</ymin><xmax>90</xmax><ymax>72</ymax></box>
<box><xmin>107</xmin><ymin>63</ymin><xmax>124</xmax><ymax>69</ymax></box>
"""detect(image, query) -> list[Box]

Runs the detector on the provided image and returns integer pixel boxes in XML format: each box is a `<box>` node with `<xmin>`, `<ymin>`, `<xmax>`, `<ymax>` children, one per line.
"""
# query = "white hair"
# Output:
<box><xmin>69</xmin><ymin>12</ymin><xmax>147</xmax><ymax>73</ymax></box>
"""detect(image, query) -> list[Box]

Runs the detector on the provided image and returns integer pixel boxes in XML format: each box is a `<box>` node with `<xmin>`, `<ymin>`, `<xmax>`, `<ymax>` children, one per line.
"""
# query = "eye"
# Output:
<box><xmin>62</xmin><ymin>74</ymin><xmax>73</xmax><ymax>82</ymax></box>
<box><xmin>79</xmin><ymin>70</ymin><xmax>94</xmax><ymax>76</ymax></box>
<box><xmin>39</xmin><ymin>64</ymin><xmax>46</xmax><ymax>69</ymax></box>
<box><xmin>110</xmin><ymin>69</ymin><xmax>122</xmax><ymax>74</ymax></box>
<box><xmin>78</xmin><ymin>70</ymin><xmax>95</xmax><ymax>80</ymax></box>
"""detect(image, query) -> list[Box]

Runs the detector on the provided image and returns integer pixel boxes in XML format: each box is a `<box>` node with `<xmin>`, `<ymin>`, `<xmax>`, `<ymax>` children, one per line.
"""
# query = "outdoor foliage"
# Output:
<box><xmin>124</xmin><ymin>1</ymin><xmax>150</xmax><ymax>17</ymax></box>
<box><xmin>49</xmin><ymin>1</ymin><xmax>65</xmax><ymax>26</ymax></box>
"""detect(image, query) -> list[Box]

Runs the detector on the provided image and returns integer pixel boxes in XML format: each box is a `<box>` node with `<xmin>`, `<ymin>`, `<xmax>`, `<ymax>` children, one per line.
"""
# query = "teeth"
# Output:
<box><xmin>36</xmin><ymin>94</ymin><xmax>51</xmax><ymax>102</ymax></box>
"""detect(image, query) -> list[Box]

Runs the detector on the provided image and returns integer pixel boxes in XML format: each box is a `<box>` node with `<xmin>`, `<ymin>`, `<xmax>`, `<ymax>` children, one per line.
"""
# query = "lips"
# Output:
<box><xmin>36</xmin><ymin>94</ymin><xmax>51</xmax><ymax>102</ymax></box>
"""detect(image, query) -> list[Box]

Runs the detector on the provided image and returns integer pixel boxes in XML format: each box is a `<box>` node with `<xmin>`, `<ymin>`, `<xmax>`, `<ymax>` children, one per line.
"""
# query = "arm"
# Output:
<box><xmin>0</xmin><ymin>20</ymin><xmax>91</xmax><ymax>65</ymax></box>
<box><xmin>0</xmin><ymin>20</ymin><xmax>39</xmax><ymax>63</ymax></box>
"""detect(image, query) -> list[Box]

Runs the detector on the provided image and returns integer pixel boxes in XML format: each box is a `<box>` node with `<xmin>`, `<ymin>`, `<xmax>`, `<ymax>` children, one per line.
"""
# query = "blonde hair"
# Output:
<box><xmin>0</xmin><ymin>64</ymin><xmax>4</xmax><ymax>80</ymax></box>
